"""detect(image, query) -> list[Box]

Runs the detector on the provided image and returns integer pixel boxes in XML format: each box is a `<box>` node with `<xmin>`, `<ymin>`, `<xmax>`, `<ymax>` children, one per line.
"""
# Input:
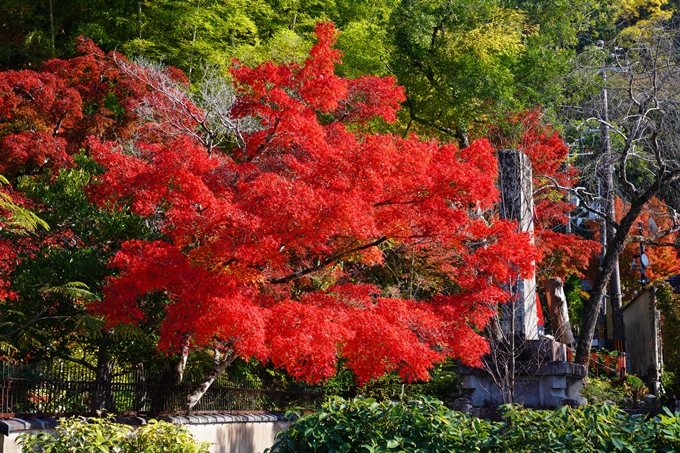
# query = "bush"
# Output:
<box><xmin>625</xmin><ymin>375</ymin><xmax>649</xmax><ymax>408</ymax></box>
<box><xmin>323</xmin><ymin>359</ymin><xmax>461</xmax><ymax>407</ymax></box>
<box><xmin>17</xmin><ymin>416</ymin><xmax>210</xmax><ymax>453</ymax></box>
<box><xmin>267</xmin><ymin>396</ymin><xmax>680</xmax><ymax>453</ymax></box>
<box><xmin>266</xmin><ymin>395</ymin><xmax>496</xmax><ymax>453</ymax></box>
<box><xmin>581</xmin><ymin>376</ymin><xmax>626</xmax><ymax>405</ymax></box>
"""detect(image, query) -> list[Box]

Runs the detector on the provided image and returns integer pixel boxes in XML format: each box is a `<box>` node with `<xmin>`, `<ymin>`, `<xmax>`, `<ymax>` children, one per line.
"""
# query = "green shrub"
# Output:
<box><xmin>624</xmin><ymin>375</ymin><xmax>649</xmax><ymax>408</ymax></box>
<box><xmin>127</xmin><ymin>420</ymin><xmax>209</xmax><ymax>453</ymax></box>
<box><xmin>581</xmin><ymin>376</ymin><xmax>626</xmax><ymax>405</ymax></box>
<box><xmin>323</xmin><ymin>359</ymin><xmax>461</xmax><ymax>407</ymax></box>
<box><xmin>266</xmin><ymin>395</ymin><xmax>497</xmax><ymax>453</ymax></box>
<box><xmin>267</xmin><ymin>396</ymin><xmax>680</xmax><ymax>453</ymax></box>
<box><xmin>17</xmin><ymin>416</ymin><xmax>210</xmax><ymax>453</ymax></box>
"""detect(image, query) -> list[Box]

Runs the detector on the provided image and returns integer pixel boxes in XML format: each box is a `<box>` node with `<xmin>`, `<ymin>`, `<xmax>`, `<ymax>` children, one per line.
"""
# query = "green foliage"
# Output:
<box><xmin>123</xmin><ymin>0</ymin><xmax>265</xmax><ymax>76</ymax></box>
<box><xmin>17</xmin><ymin>416</ymin><xmax>209</xmax><ymax>453</ymax></box>
<box><xmin>127</xmin><ymin>420</ymin><xmax>210</xmax><ymax>453</ymax></box>
<box><xmin>233</xmin><ymin>29</ymin><xmax>313</xmax><ymax>67</ymax></box>
<box><xmin>564</xmin><ymin>273</ymin><xmax>587</xmax><ymax>327</ymax></box>
<box><xmin>266</xmin><ymin>395</ymin><xmax>497</xmax><ymax>453</ymax></box>
<box><xmin>335</xmin><ymin>20</ymin><xmax>390</xmax><ymax>77</ymax></box>
<box><xmin>324</xmin><ymin>359</ymin><xmax>460</xmax><ymax>407</ymax></box>
<box><xmin>386</xmin><ymin>0</ymin><xmax>613</xmax><ymax>144</ymax></box>
<box><xmin>269</xmin><ymin>397</ymin><xmax>680</xmax><ymax>452</ymax></box>
<box><xmin>0</xmin><ymin>175</ymin><xmax>48</xmax><ymax>235</ymax></box>
<box><xmin>388</xmin><ymin>0</ymin><xmax>526</xmax><ymax>143</ymax></box>
<box><xmin>581</xmin><ymin>376</ymin><xmax>626</xmax><ymax>405</ymax></box>
<box><xmin>17</xmin><ymin>416</ymin><xmax>130</xmax><ymax>453</ymax></box>
<box><xmin>625</xmin><ymin>375</ymin><xmax>649</xmax><ymax>408</ymax></box>
<box><xmin>0</xmin><ymin>155</ymin><xmax>160</xmax><ymax>366</ymax></box>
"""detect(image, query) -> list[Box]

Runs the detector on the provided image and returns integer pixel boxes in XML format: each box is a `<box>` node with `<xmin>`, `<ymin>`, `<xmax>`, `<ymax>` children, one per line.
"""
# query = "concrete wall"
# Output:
<box><xmin>0</xmin><ymin>414</ymin><xmax>292</xmax><ymax>453</ymax></box>
<box><xmin>164</xmin><ymin>414</ymin><xmax>292</xmax><ymax>453</ymax></box>
<box><xmin>623</xmin><ymin>288</ymin><xmax>662</xmax><ymax>392</ymax></box>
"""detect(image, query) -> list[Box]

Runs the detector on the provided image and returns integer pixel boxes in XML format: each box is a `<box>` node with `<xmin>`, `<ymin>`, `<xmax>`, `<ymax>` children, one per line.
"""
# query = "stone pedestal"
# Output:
<box><xmin>459</xmin><ymin>338</ymin><xmax>587</xmax><ymax>408</ymax></box>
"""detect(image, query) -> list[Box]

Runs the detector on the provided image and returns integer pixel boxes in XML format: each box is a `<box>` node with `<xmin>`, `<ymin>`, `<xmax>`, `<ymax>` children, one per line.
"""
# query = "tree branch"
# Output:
<box><xmin>269</xmin><ymin>236</ymin><xmax>388</xmax><ymax>284</ymax></box>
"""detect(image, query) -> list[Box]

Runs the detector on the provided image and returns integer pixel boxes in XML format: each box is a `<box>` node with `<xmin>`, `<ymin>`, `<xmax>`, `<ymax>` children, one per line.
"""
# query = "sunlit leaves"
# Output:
<box><xmin>1</xmin><ymin>23</ymin><xmax>541</xmax><ymax>386</ymax></box>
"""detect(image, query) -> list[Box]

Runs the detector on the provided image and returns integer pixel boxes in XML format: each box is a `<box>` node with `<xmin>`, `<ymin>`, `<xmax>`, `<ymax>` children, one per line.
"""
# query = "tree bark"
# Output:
<box><xmin>186</xmin><ymin>347</ymin><xmax>236</xmax><ymax>413</ymax></box>
<box><xmin>610</xmin><ymin>259</ymin><xmax>626</xmax><ymax>350</ymax></box>
<box><xmin>174</xmin><ymin>334</ymin><xmax>192</xmax><ymax>384</ymax></box>
<box><xmin>544</xmin><ymin>278</ymin><xmax>575</xmax><ymax>347</ymax></box>
<box><xmin>575</xmin><ymin>192</ymin><xmax>655</xmax><ymax>365</ymax></box>
<box><xmin>600</xmin><ymin>80</ymin><xmax>626</xmax><ymax>347</ymax></box>
<box><xmin>575</xmin><ymin>162</ymin><xmax>680</xmax><ymax>365</ymax></box>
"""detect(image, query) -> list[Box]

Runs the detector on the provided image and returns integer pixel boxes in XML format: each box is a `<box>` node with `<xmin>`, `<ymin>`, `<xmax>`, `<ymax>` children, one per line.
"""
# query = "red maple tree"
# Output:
<box><xmin>0</xmin><ymin>24</ymin><xmax>575</xmax><ymax>409</ymax></box>
<box><xmin>82</xmin><ymin>24</ymin><xmax>538</xmax><ymax>404</ymax></box>
<box><xmin>0</xmin><ymin>39</ymin><xmax>151</xmax><ymax>310</ymax></box>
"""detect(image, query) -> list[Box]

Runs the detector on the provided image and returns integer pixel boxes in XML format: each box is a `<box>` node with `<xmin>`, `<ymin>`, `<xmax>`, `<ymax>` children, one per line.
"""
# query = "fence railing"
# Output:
<box><xmin>565</xmin><ymin>349</ymin><xmax>628</xmax><ymax>377</ymax></box>
<box><xmin>0</xmin><ymin>361</ymin><xmax>323</xmax><ymax>417</ymax></box>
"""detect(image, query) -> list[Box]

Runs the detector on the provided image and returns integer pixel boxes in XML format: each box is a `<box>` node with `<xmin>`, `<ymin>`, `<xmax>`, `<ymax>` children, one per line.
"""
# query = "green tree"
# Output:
<box><xmin>389</xmin><ymin>0</ymin><xmax>526</xmax><ymax>146</ymax></box>
<box><xmin>2</xmin><ymin>161</ymin><xmax>164</xmax><ymax>409</ymax></box>
<box><xmin>387</xmin><ymin>0</ymin><xmax>607</xmax><ymax>146</ymax></box>
<box><xmin>0</xmin><ymin>0</ymin><xmax>142</xmax><ymax>69</ymax></box>
<box><xmin>124</xmin><ymin>0</ymin><xmax>269</xmax><ymax>78</ymax></box>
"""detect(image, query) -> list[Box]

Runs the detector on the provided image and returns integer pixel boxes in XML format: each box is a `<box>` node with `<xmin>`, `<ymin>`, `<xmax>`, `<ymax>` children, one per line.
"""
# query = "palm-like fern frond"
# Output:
<box><xmin>0</xmin><ymin>175</ymin><xmax>49</xmax><ymax>234</ymax></box>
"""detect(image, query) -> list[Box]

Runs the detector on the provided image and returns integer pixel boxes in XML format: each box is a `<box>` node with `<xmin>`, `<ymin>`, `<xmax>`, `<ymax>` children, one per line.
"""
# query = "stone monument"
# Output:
<box><xmin>458</xmin><ymin>149</ymin><xmax>586</xmax><ymax>410</ymax></box>
<box><xmin>497</xmin><ymin>149</ymin><xmax>539</xmax><ymax>340</ymax></box>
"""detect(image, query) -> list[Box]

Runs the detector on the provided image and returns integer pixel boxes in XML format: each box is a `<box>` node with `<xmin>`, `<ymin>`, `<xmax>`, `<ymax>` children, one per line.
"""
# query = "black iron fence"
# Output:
<box><xmin>0</xmin><ymin>361</ymin><xmax>323</xmax><ymax>417</ymax></box>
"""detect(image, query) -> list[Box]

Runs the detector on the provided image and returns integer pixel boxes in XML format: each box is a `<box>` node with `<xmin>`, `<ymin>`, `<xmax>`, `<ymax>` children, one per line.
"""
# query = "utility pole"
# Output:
<box><xmin>597</xmin><ymin>41</ymin><xmax>625</xmax><ymax>351</ymax></box>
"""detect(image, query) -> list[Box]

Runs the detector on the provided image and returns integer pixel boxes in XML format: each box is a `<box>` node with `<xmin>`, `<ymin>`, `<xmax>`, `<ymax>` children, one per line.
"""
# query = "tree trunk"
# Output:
<box><xmin>455</xmin><ymin>127</ymin><xmax>470</xmax><ymax>149</ymax></box>
<box><xmin>49</xmin><ymin>0</ymin><xmax>55</xmax><ymax>58</ymax></box>
<box><xmin>174</xmin><ymin>334</ymin><xmax>191</xmax><ymax>384</ymax></box>
<box><xmin>610</xmin><ymin>259</ymin><xmax>626</xmax><ymax>350</ymax></box>
<box><xmin>92</xmin><ymin>339</ymin><xmax>114</xmax><ymax>413</ymax></box>
<box><xmin>544</xmin><ymin>278</ymin><xmax>575</xmax><ymax>347</ymax></box>
<box><xmin>133</xmin><ymin>363</ymin><xmax>147</xmax><ymax>412</ymax></box>
<box><xmin>575</xmin><ymin>193</ymin><xmax>654</xmax><ymax>365</ymax></box>
<box><xmin>186</xmin><ymin>348</ymin><xmax>235</xmax><ymax>413</ymax></box>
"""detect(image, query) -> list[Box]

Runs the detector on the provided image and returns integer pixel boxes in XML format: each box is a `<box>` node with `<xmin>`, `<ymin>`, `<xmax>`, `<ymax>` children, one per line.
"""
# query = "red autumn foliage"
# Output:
<box><xmin>0</xmin><ymin>24</ymin><xmax>600</xmax><ymax>386</ymax></box>
<box><xmin>0</xmin><ymin>38</ymin><xmax>147</xmax><ymax>178</ymax></box>
<box><xmin>88</xmin><ymin>23</ymin><xmax>539</xmax><ymax>384</ymax></box>
<box><xmin>0</xmin><ymin>39</ymin><xmax>151</xmax><ymax>311</ymax></box>
<box><xmin>0</xmin><ymin>71</ymin><xmax>78</xmax><ymax>174</ymax></box>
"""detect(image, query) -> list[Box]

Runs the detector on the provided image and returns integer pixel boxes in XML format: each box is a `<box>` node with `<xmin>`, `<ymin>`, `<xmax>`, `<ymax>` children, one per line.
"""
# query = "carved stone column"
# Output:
<box><xmin>498</xmin><ymin>149</ymin><xmax>538</xmax><ymax>340</ymax></box>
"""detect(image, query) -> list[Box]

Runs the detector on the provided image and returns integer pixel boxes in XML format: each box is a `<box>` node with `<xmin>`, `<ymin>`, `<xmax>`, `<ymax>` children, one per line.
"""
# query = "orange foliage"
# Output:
<box><xmin>617</xmin><ymin>197</ymin><xmax>680</xmax><ymax>292</ymax></box>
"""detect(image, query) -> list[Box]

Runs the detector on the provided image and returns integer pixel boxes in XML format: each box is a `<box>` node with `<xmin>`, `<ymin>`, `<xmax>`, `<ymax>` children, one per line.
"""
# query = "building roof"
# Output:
<box><xmin>667</xmin><ymin>274</ymin><xmax>680</xmax><ymax>291</ymax></box>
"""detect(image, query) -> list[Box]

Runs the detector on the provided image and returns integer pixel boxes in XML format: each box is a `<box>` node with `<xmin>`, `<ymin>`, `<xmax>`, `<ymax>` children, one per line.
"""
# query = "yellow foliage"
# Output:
<box><xmin>446</xmin><ymin>7</ymin><xmax>526</xmax><ymax>62</ymax></box>
<box><xmin>616</xmin><ymin>0</ymin><xmax>674</xmax><ymax>38</ymax></box>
